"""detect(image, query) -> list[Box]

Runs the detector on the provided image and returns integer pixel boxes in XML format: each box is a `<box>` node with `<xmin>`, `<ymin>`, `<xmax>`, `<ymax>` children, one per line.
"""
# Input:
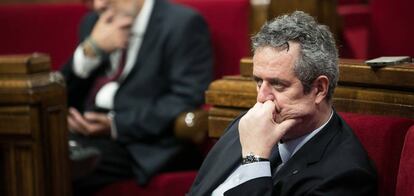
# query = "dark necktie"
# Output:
<box><xmin>269</xmin><ymin>145</ymin><xmax>282</xmax><ymax>176</ymax></box>
<box><xmin>86</xmin><ymin>49</ymin><xmax>127</xmax><ymax>109</ymax></box>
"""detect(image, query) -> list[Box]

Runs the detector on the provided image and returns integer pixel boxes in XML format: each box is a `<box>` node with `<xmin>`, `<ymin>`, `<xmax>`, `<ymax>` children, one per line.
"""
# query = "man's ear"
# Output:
<box><xmin>313</xmin><ymin>75</ymin><xmax>329</xmax><ymax>104</ymax></box>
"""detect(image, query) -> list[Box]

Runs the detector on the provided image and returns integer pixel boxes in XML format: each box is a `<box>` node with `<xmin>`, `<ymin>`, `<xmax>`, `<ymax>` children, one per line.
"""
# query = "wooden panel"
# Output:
<box><xmin>267</xmin><ymin>0</ymin><xmax>340</xmax><ymax>38</ymax></box>
<box><xmin>206</xmin><ymin>78</ymin><xmax>256</xmax><ymax>108</ymax></box>
<box><xmin>0</xmin><ymin>145</ymin><xmax>13</xmax><ymax>196</ymax></box>
<box><xmin>0</xmin><ymin>54</ymin><xmax>50</xmax><ymax>75</ymax></box>
<box><xmin>0</xmin><ymin>106</ymin><xmax>35</xmax><ymax>136</ymax></box>
<box><xmin>338</xmin><ymin>59</ymin><xmax>414</xmax><ymax>90</ymax></box>
<box><xmin>250</xmin><ymin>2</ymin><xmax>269</xmax><ymax>36</ymax></box>
<box><xmin>240</xmin><ymin>58</ymin><xmax>254</xmax><ymax>77</ymax></box>
<box><xmin>208</xmin><ymin>107</ymin><xmax>245</xmax><ymax>138</ymax></box>
<box><xmin>14</xmin><ymin>144</ymin><xmax>40</xmax><ymax>196</ymax></box>
<box><xmin>45</xmin><ymin>107</ymin><xmax>71</xmax><ymax>196</ymax></box>
<box><xmin>0</xmin><ymin>54</ymin><xmax>71</xmax><ymax>196</ymax></box>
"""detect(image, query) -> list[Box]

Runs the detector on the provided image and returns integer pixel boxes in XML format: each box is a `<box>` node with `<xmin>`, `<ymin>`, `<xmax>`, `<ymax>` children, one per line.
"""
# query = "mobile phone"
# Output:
<box><xmin>365</xmin><ymin>56</ymin><xmax>412</xmax><ymax>67</ymax></box>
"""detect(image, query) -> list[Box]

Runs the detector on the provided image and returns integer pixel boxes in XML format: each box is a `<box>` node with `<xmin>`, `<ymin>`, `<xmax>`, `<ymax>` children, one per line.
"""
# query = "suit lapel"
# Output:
<box><xmin>191</xmin><ymin>117</ymin><xmax>243</xmax><ymax>195</ymax></box>
<box><xmin>120</xmin><ymin>0</ymin><xmax>163</xmax><ymax>85</ymax></box>
<box><xmin>273</xmin><ymin>112</ymin><xmax>341</xmax><ymax>185</ymax></box>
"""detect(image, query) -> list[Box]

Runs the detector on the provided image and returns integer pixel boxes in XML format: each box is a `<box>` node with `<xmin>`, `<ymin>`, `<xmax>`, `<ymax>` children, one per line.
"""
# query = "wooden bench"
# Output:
<box><xmin>0</xmin><ymin>54</ymin><xmax>70</xmax><ymax>196</ymax></box>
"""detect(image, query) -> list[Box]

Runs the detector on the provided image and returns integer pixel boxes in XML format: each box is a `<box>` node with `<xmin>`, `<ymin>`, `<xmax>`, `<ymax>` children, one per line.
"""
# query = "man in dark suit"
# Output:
<box><xmin>61</xmin><ymin>0</ymin><xmax>212</xmax><ymax>194</ymax></box>
<box><xmin>188</xmin><ymin>11</ymin><xmax>377</xmax><ymax>196</ymax></box>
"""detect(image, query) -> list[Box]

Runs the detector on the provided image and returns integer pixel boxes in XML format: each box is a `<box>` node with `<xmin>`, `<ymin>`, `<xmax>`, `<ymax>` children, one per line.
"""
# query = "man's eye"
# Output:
<box><xmin>256</xmin><ymin>80</ymin><xmax>263</xmax><ymax>88</ymax></box>
<box><xmin>272</xmin><ymin>84</ymin><xmax>285</xmax><ymax>91</ymax></box>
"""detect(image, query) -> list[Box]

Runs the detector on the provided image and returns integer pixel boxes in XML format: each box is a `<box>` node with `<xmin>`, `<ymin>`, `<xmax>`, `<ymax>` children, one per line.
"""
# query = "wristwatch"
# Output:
<box><xmin>242</xmin><ymin>152</ymin><xmax>269</xmax><ymax>165</ymax></box>
<box><xmin>82</xmin><ymin>36</ymin><xmax>104</xmax><ymax>58</ymax></box>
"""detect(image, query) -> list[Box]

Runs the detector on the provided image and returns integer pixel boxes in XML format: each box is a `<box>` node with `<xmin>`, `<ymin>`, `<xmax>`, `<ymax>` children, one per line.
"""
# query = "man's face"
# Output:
<box><xmin>109</xmin><ymin>0</ymin><xmax>142</xmax><ymax>18</ymax></box>
<box><xmin>252</xmin><ymin>43</ymin><xmax>318</xmax><ymax>139</ymax></box>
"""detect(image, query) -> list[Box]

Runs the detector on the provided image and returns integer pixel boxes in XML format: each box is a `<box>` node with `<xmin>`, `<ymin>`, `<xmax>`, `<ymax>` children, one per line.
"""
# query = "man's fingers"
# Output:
<box><xmin>274</xmin><ymin>118</ymin><xmax>301</xmax><ymax>137</ymax></box>
<box><xmin>69</xmin><ymin>109</ymin><xmax>98</xmax><ymax>135</ymax></box>
<box><xmin>262</xmin><ymin>100</ymin><xmax>276</xmax><ymax>113</ymax></box>
<box><xmin>68</xmin><ymin>116</ymin><xmax>88</xmax><ymax>135</ymax></box>
<box><xmin>84</xmin><ymin>112</ymin><xmax>108</xmax><ymax>123</ymax></box>
<box><xmin>67</xmin><ymin>116</ymin><xmax>79</xmax><ymax>131</ymax></box>
<box><xmin>69</xmin><ymin>107</ymin><xmax>82</xmax><ymax>118</ymax></box>
<box><xmin>114</xmin><ymin>14</ymin><xmax>134</xmax><ymax>29</ymax></box>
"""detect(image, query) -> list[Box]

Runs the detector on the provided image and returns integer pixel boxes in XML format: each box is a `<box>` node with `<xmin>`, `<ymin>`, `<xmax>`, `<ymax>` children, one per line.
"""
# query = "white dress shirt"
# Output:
<box><xmin>212</xmin><ymin>111</ymin><xmax>334</xmax><ymax>196</ymax></box>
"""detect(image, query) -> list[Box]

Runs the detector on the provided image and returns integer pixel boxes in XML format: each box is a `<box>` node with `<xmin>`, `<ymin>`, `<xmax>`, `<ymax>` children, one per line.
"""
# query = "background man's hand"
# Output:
<box><xmin>68</xmin><ymin>107</ymin><xmax>111</xmax><ymax>136</ymax></box>
<box><xmin>89</xmin><ymin>9</ymin><xmax>134</xmax><ymax>53</ymax></box>
<box><xmin>238</xmin><ymin>100</ymin><xmax>300</xmax><ymax>158</ymax></box>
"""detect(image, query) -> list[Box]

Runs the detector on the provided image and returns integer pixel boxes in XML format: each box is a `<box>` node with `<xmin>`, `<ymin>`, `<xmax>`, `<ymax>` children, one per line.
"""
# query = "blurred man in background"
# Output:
<box><xmin>61</xmin><ymin>0</ymin><xmax>213</xmax><ymax>194</ymax></box>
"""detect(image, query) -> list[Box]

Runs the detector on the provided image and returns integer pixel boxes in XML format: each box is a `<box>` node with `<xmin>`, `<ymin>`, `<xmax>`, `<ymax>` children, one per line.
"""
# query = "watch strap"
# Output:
<box><xmin>242</xmin><ymin>152</ymin><xmax>269</xmax><ymax>165</ymax></box>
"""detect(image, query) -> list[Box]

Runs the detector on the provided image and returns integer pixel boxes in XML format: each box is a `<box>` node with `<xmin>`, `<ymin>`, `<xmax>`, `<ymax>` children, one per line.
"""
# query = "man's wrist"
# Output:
<box><xmin>82</xmin><ymin>36</ymin><xmax>105</xmax><ymax>58</ymax></box>
<box><xmin>242</xmin><ymin>152</ymin><xmax>269</xmax><ymax>165</ymax></box>
<box><xmin>107</xmin><ymin>111</ymin><xmax>118</xmax><ymax>139</ymax></box>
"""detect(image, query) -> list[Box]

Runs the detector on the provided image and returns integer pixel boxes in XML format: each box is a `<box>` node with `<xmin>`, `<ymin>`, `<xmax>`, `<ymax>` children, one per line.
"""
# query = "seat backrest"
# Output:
<box><xmin>339</xmin><ymin>112</ymin><xmax>414</xmax><ymax>196</ymax></box>
<box><xmin>395</xmin><ymin>125</ymin><xmax>414</xmax><ymax>196</ymax></box>
<box><xmin>0</xmin><ymin>4</ymin><xmax>88</xmax><ymax>70</ymax></box>
<box><xmin>174</xmin><ymin>0</ymin><xmax>250</xmax><ymax>79</ymax></box>
<box><xmin>368</xmin><ymin>0</ymin><xmax>414</xmax><ymax>58</ymax></box>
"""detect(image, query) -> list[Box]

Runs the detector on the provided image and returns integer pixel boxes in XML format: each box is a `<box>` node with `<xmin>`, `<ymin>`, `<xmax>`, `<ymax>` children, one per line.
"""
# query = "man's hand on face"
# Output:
<box><xmin>238</xmin><ymin>100</ymin><xmax>300</xmax><ymax>159</ymax></box>
<box><xmin>90</xmin><ymin>8</ymin><xmax>134</xmax><ymax>53</ymax></box>
<box><xmin>68</xmin><ymin>107</ymin><xmax>112</xmax><ymax>137</ymax></box>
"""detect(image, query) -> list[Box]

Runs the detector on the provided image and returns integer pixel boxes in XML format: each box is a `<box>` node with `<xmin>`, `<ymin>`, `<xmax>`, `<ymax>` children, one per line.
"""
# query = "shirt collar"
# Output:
<box><xmin>131</xmin><ymin>0</ymin><xmax>154</xmax><ymax>37</ymax></box>
<box><xmin>278</xmin><ymin>110</ymin><xmax>334</xmax><ymax>163</ymax></box>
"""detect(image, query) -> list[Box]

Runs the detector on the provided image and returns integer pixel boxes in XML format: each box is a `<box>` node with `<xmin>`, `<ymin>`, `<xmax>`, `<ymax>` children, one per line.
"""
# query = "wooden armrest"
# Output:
<box><xmin>174</xmin><ymin>109</ymin><xmax>208</xmax><ymax>144</ymax></box>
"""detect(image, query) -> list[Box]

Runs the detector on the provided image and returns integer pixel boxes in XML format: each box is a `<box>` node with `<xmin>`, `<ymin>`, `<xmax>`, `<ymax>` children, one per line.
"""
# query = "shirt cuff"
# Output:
<box><xmin>237</xmin><ymin>161</ymin><xmax>272</xmax><ymax>183</ymax></box>
<box><xmin>73</xmin><ymin>45</ymin><xmax>101</xmax><ymax>78</ymax></box>
<box><xmin>107</xmin><ymin>111</ymin><xmax>118</xmax><ymax>139</ymax></box>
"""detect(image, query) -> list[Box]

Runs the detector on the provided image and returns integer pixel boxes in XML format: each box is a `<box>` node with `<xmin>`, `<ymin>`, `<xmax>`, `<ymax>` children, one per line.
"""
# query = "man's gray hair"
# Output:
<box><xmin>252</xmin><ymin>11</ymin><xmax>339</xmax><ymax>100</ymax></box>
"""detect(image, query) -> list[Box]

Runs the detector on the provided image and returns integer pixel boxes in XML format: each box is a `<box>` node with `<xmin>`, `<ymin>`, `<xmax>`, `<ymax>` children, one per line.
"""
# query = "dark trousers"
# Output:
<box><xmin>70</xmin><ymin>133</ymin><xmax>134</xmax><ymax>196</ymax></box>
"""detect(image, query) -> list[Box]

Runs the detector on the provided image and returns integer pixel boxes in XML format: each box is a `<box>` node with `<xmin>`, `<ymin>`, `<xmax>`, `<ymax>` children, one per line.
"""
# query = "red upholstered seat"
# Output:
<box><xmin>395</xmin><ymin>125</ymin><xmax>414</xmax><ymax>196</ymax></box>
<box><xmin>337</xmin><ymin>0</ymin><xmax>414</xmax><ymax>59</ymax></box>
<box><xmin>175</xmin><ymin>0</ymin><xmax>250</xmax><ymax>78</ymax></box>
<box><xmin>368</xmin><ymin>0</ymin><xmax>414</xmax><ymax>58</ymax></box>
<box><xmin>337</xmin><ymin>4</ymin><xmax>370</xmax><ymax>59</ymax></box>
<box><xmin>339</xmin><ymin>112</ymin><xmax>414</xmax><ymax>196</ymax></box>
<box><xmin>0</xmin><ymin>4</ymin><xmax>88</xmax><ymax>70</ymax></box>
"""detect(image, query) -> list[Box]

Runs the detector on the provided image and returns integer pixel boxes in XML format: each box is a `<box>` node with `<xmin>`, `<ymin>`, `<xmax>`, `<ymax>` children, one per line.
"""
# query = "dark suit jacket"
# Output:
<box><xmin>188</xmin><ymin>111</ymin><xmax>377</xmax><ymax>196</ymax></box>
<box><xmin>61</xmin><ymin>0</ymin><xmax>213</xmax><ymax>185</ymax></box>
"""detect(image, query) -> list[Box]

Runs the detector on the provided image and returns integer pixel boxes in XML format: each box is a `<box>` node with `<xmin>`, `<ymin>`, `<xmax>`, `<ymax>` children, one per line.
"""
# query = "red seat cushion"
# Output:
<box><xmin>339</xmin><ymin>112</ymin><xmax>414</xmax><ymax>196</ymax></box>
<box><xmin>94</xmin><ymin>171</ymin><xmax>198</xmax><ymax>196</ymax></box>
<box><xmin>395</xmin><ymin>125</ymin><xmax>414</xmax><ymax>196</ymax></box>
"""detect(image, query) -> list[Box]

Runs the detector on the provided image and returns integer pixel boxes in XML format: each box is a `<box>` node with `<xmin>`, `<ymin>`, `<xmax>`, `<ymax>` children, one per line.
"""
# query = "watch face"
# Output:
<box><xmin>246</xmin><ymin>155</ymin><xmax>255</xmax><ymax>162</ymax></box>
<box><xmin>242</xmin><ymin>153</ymin><xmax>268</xmax><ymax>165</ymax></box>
<box><xmin>243</xmin><ymin>154</ymin><xmax>258</xmax><ymax>164</ymax></box>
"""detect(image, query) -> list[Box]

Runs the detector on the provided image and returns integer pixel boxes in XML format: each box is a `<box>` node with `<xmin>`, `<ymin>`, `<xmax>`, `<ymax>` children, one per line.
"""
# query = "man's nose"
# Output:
<box><xmin>257</xmin><ymin>81</ymin><xmax>275</xmax><ymax>103</ymax></box>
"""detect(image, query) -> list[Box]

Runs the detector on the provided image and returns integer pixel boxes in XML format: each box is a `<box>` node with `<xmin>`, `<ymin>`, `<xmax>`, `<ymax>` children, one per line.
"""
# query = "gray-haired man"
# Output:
<box><xmin>188</xmin><ymin>11</ymin><xmax>376</xmax><ymax>196</ymax></box>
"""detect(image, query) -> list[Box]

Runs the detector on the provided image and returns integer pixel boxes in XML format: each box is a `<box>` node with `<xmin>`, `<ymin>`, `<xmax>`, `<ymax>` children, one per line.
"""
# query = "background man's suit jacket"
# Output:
<box><xmin>61</xmin><ymin>0</ymin><xmax>213</xmax><ymax>185</ymax></box>
<box><xmin>188</xmin><ymin>111</ymin><xmax>377</xmax><ymax>196</ymax></box>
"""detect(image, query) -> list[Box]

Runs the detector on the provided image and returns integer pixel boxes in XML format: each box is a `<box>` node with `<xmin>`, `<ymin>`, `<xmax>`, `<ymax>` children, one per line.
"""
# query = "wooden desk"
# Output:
<box><xmin>207</xmin><ymin>58</ymin><xmax>414</xmax><ymax>138</ymax></box>
<box><xmin>0</xmin><ymin>54</ymin><xmax>71</xmax><ymax>196</ymax></box>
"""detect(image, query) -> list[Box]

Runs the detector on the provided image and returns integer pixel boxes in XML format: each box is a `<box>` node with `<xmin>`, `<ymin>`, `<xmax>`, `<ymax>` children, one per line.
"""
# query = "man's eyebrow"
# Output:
<box><xmin>253</xmin><ymin>76</ymin><xmax>262</xmax><ymax>82</ymax></box>
<box><xmin>268</xmin><ymin>78</ymin><xmax>289</xmax><ymax>86</ymax></box>
<box><xmin>253</xmin><ymin>75</ymin><xmax>289</xmax><ymax>86</ymax></box>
